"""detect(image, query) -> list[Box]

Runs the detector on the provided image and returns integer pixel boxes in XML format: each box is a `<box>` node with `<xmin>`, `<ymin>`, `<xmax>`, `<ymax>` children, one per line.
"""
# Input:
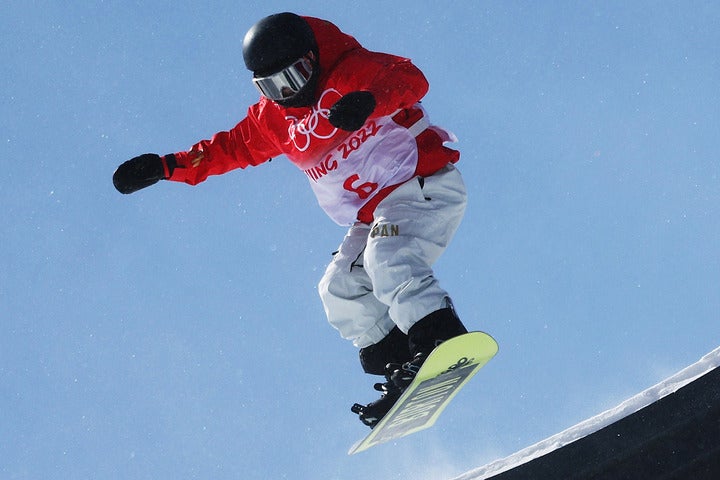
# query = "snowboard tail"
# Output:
<box><xmin>349</xmin><ymin>331</ymin><xmax>498</xmax><ymax>454</ymax></box>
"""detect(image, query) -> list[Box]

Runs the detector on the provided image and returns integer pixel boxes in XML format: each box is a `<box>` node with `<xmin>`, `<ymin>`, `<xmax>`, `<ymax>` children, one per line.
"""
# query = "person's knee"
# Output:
<box><xmin>317</xmin><ymin>268</ymin><xmax>333</xmax><ymax>305</ymax></box>
<box><xmin>318</xmin><ymin>261</ymin><xmax>348</xmax><ymax>307</ymax></box>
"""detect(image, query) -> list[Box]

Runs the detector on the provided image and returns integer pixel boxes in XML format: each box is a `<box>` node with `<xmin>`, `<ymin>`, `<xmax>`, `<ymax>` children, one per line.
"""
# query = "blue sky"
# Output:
<box><xmin>2</xmin><ymin>1</ymin><xmax>719</xmax><ymax>479</ymax></box>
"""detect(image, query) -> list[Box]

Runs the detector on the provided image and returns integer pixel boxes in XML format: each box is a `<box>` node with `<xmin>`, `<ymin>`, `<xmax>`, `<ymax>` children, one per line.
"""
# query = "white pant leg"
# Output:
<box><xmin>318</xmin><ymin>223</ymin><xmax>395</xmax><ymax>348</ymax></box>
<box><xmin>364</xmin><ymin>164</ymin><xmax>467</xmax><ymax>333</ymax></box>
<box><xmin>318</xmin><ymin>164</ymin><xmax>466</xmax><ymax>347</ymax></box>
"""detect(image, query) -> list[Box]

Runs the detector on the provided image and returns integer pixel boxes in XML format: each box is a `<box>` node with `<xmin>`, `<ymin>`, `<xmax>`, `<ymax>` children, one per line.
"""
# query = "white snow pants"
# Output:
<box><xmin>318</xmin><ymin>164</ymin><xmax>467</xmax><ymax>348</ymax></box>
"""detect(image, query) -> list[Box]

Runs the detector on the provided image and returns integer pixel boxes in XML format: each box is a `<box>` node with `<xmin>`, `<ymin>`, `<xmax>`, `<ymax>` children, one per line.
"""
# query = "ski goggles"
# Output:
<box><xmin>252</xmin><ymin>53</ymin><xmax>315</xmax><ymax>101</ymax></box>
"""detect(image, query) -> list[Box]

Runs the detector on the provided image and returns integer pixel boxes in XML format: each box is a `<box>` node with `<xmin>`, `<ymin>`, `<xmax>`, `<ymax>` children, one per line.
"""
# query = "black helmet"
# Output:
<box><xmin>243</xmin><ymin>12</ymin><xmax>317</xmax><ymax>76</ymax></box>
<box><xmin>242</xmin><ymin>13</ymin><xmax>320</xmax><ymax>106</ymax></box>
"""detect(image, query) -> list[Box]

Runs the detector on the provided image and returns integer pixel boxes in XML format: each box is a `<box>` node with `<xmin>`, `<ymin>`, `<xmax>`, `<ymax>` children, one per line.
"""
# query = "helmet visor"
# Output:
<box><xmin>252</xmin><ymin>54</ymin><xmax>314</xmax><ymax>101</ymax></box>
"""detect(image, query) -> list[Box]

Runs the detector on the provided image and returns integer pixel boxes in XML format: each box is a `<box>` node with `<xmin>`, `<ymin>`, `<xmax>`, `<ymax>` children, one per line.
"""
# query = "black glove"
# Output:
<box><xmin>327</xmin><ymin>91</ymin><xmax>376</xmax><ymax>131</ymax></box>
<box><xmin>113</xmin><ymin>153</ymin><xmax>175</xmax><ymax>194</ymax></box>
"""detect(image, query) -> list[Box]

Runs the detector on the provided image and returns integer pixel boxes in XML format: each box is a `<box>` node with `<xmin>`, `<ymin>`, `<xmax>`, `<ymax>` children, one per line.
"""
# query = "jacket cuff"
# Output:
<box><xmin>161</xmin><ymin>154</ymin><xmax>177</xmax><ymax>179</ymax></box>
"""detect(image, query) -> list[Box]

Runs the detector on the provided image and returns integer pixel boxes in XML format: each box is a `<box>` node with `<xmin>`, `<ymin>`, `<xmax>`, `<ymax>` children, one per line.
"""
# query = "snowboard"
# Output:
<box><xmin>348</xmin><ymin>331</ymin><xmax>498</xmax><ymax>455</ymax></box>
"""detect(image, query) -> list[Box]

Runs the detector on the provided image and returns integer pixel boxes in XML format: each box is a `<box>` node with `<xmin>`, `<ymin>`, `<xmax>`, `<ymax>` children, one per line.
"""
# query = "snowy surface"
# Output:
<box><xmin>453</xmin><ymin>346</ymin><xmax>720</xmax><ymax>480</ymax></box>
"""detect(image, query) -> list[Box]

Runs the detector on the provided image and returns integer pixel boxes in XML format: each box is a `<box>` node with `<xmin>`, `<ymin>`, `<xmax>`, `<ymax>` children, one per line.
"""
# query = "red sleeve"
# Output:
<box><xmin>306</xmin><ymin>16</ymin><xmax>429</xmax><ymax>116</ymax></box>
<box><xmin>331</xmin><ymin>49</ymin><xmax>429</xmax><ymax>117</ymax></box>
<box><xmin>367</xmin><ymin>56</ymin><xmax>429</xmax><ymax>116</ymax></box>
<box><xmin>168</xmin><ymin>103</ymin><xmax>280</xmax><ymax>186</ymax></box>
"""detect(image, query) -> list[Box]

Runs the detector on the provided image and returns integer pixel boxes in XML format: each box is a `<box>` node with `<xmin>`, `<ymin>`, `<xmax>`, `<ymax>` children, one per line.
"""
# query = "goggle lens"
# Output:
<box><xmin>252</xmin><ymin>55</ymin><xmax>314</xmax><ymax>101</ymax></box>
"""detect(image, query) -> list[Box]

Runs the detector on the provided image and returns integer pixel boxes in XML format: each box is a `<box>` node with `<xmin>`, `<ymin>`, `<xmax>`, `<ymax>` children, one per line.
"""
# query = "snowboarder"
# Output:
<box><xmin>113</xmin><ymin>12</ymin><xmax>468</xmax><ymax>428</ymax></box>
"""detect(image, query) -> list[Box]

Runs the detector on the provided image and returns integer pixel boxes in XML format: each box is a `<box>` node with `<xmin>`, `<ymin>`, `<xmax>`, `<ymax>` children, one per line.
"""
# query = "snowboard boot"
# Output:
<box><xmin>351</xmin><ymin>363</ymin><xmax>404</xmax><ymax>428</ymax></box>
<box><xmin>352</xmin><ymin>302</ymin><xmax>468</xmax><ymax>428</ymax></box>
<box><xmin>389</xmin><ymin>352</ymin><xmax>429</xmax><ymax>390</ymax></box>
<box><xmin>391</xmin><ymin>302</ymin><xmax>468</xmax><ymax>390</ymax></box>
<box><xmin>353</xmin><ymin>327</ymin><xmax>411</xmax><ymax>428</ymax></box>
<box><xmin>358</xmin><ymin>326</ymin><xmax>411</xmax><ymax>375</ymax></box>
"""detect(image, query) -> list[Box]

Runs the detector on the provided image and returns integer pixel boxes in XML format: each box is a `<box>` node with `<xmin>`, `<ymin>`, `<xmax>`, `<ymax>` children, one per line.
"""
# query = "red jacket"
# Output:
<box><xmin>167</xmin><ymin>17</ymin><xmax>459</xmax><ymax>225</ymax></box>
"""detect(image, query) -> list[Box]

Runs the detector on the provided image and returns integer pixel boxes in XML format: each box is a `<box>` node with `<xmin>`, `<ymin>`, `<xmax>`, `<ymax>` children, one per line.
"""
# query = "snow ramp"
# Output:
<box><xmin>452</xmin><ymin>346</ymin><xmax>720</xmax><ymax>480</ymax></box>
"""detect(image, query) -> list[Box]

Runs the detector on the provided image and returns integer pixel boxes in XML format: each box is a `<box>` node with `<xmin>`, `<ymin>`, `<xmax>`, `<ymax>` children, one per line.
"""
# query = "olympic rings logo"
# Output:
<box><xmin>286</xmin><ymin>88</ymin><xmax>342</xmax><ymax>152</ymax></box>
